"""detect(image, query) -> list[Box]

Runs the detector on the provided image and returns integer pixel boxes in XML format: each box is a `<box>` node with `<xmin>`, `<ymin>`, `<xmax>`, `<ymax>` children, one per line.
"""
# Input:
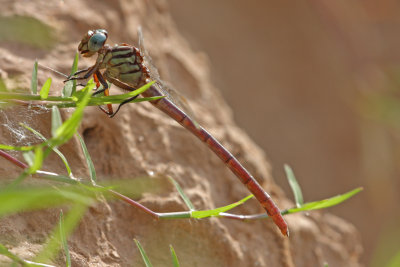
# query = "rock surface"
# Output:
<box><xmin>0</xmin><ymin>0</ymin><xmax>362</xmax><ymax>266</ymax></box>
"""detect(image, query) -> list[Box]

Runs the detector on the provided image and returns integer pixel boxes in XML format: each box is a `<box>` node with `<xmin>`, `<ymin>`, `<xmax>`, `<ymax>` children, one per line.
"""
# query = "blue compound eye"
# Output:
<box><xmin>88</xmin><ymin>32</ymin><xmax>107</xmax><ymax>52</ymax></box>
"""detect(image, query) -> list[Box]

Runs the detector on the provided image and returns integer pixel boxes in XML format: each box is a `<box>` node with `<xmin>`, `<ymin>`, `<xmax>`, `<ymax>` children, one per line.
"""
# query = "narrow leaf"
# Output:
<box><xmin>170</xmin><ymin>245</ymin><xmax>180</xmax><ymax>267</ymax></box>
<box><xmin>0</xmin><ymin>144</ymin><xmax>34</xmax><ymax>151</ymax></box>
<box><xmin>39</xmin><ymin>78</ymin><xmax>52</xmax><ymax>99</ymax></box>
<box><xmin>35</xmin><ymin>203</ymin><xmax>88</xmax><ymax>263</ymax></box>
<box><xmin>77</xmin><ymin>133</ymin><xmax>96</xmax><ymax>185</ymax></box>
<box><xmin>63</xmin><ymin>53</ymin><xmax>79</xmax><ymax>97</ymax></box>
<box><xmin>134</xmin><ymin>239</ymin><xmax>152</xmax><ymax>267</ymax></box>
<box><xmin>51</xmin><ymin>106</ymin><xmax>62</xmax><ymax>137</ymax></box>
<box><xmin>50</xmin><ymin>85</ymin><xmax>92</xmax><ymax>147</ymax></box>
<box><xmin>22</xmin><ymin>150</ymin><xmax>35</xmax><ymax>167</ymax></box>
<box><xmin>29</xmin><ymin>146</ymin><xmax>43</xmax><ymax>174</ymax></box>
<box><xmin>285</xmin><ymin>187</ymin><xmax>363</xmax><ymax>214</ymax></box>
<box><xmin>284</xmin><ymin>164</ymin><xmax>304</xmax><ymax>207</ymax></box>
<box><xmin>59</xmin><ymin>211</ymin><xmax>71</xmax><ymax>267</ymax></box>
<box><xmin>87</xmin><ymin>80</ymin><xmax>156</xmax><ymax>105</ymax></box>
<box><xmin>0</xmin><ymin>185</ymin><xmax>95</xmax><ymax>217</ymax></box>
<box><xmin>20</xmin><ymin>123</ymin><xmax>72</xmax><ymax>176</ymax></box>
<box><xmin>0</xmin><ymin>245</ymin><xmax>55</xmax><ymax>266</ymax></box>
<box><xmin>0</xmin><ymin>243</ymin><xmax>24</xmax><ymax>263</ymax></box>
<box><xmin>168</xmin><ymin>176</ymin><xmax>195</xmax><ymax>211</ymax></box>
<box><xmin>191</xmin><ymin>195</ymin><xmax>253</xmax><ymax>219</ymax></box>
<box><xmin>31</xmin><ymin>60</ymin><xmax>38</xmax><ymax>94</ymax></box>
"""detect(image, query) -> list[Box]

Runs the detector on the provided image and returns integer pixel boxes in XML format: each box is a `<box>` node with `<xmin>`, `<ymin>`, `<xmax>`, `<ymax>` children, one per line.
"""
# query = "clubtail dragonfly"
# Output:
<box><xmin>66</xmin><ymin>28</ymin><xmax>289</xmax><ymax>236</ymax></box>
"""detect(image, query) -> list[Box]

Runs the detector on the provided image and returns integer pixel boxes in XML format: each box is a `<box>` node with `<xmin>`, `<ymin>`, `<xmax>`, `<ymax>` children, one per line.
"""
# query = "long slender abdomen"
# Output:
<box><xmin>142</xmin><ymin>85</ymin><xmax>289</xmax><ymax>236</ymax></box>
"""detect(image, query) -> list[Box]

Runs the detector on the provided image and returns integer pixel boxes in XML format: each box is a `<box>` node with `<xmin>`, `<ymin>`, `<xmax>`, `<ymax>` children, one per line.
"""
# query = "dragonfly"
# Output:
<box><xmin>65</xmin><ymin>28</ymin><xmax>289</xmax><ymax>237</ymax></box>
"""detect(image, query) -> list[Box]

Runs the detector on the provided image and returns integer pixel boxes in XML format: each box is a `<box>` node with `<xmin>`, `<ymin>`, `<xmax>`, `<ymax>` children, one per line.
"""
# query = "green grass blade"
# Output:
<box><xmin>50</xmin><ymin>85</ymin><xmax>92</xmax><ymax>147</ymax></box>
<box><xmin>59</xmin><ymin>211</ymin><xmax>71</xmax><ymax>267</ymax></box>
<box><xmin>35</xmin><ymin>203</ymin><xmax>88</xmax><ymax>263</ymax></box>
<box><xmin>77</xmin><ymin>133</ymin><xmax>96</xmax><ymax>185</ymax></box>
<box><xmin>23</xmin><ymin>260</ymin><xmax>56</xmax><ymax>267</ymax></box>
<box><xmin>31</xmin><ymin>60</ymin><xmax>38</xmax><ymax>94</ymax></box>
<box><xmin>169</xmin><ymin>245</ymin><xmax>180</xmax><ymax>267</ymax></box>
<box><xmin>22</xmin><ymin>146</ymin><xmax>43</xmax><ymax>174</ymax></box>
<box><xmin>51</xmin><ymin>106</ymin><xmax>62</xmax><ymax>137</ymax></box>
<box><xmin>284</xmin><ymin>164</ymin><xmax>304</xmax><ymax>207</ymax></box>
<box><xmin>63</xmin><ymin>53</ymin><xmax>79</xmax><ymax>97</ymax></box>
<box><xmin>168</xmin><ymin>176</ymin><xmax>195</xmax><ymax>211</ymax></box>
<box><xmin>22</xmin><ymin>147</ymin><xmax>44</xmax><ymax>174</ymax></box>
<box><xmin>191</xmin><ymin>194</ymin><xmax>253</xmax><ymax>219</ymax></box>
<box><xmin>20</xmin><ymin>123</ymin><xmax>72</xmax><ymax>176</ymax></box>
<box><xmin>134</xmin><ymin>239</ymin><xmax>152</xmax><ymax>267</ymax></box>
<box><xmin>39</xmin><ymin>78</ymin><xmax>52</xmax><ymax>99</ymax></box>
<box><xmin>90</xmin><ymin>80</ymin><xmax>155</xmax><ymax>103</ymax></box>
<box><xmin>22</xmin><ymin>150</ymin><xmax>35</xmax><ymax>167</ymax></box>
<box><xmin>0</xmin><ymin>243</ymin><xmax>24</xmax><ymax>263</ymax></box>
<box><xmin>387</xmin><ymin>250</ymin><xmax>400</xmax><ymax>267</ymax></box>
<box><xmin>88</xmin><ymin>95</ymin><xmax>164</xmax><ymax>106</ymax></box>
<box><xmin>0</xmin><ymin>244</ymin><xmax>55</xmax><ymax>266</ymax></box>
<box><xmin>285</xmin><ymin>187</ymin><xmax>363</xmax><ymax>214</ymax></box>
<box><xmin>0</xmin><ymin>185</ymin><xmax>97</xmax><ymax>217</ymax></box>
<box><xmin>0</xmin><ymin>144</ymin><xmax>34</xmax><ymax>151</ymax></box>
<box><xmin>29</xmin><ymin>146</ymin><xmax>43</xmax><ymax>174</ymax></box>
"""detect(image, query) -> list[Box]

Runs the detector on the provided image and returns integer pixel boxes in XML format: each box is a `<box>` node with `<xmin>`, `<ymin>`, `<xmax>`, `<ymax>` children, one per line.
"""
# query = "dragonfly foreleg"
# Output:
<box><xmin>69</xmin><ymin>67</ymin><xmax>90</xmax><ymax>77</ymax></box>
<box><xmin>92</xmin><ymin>70</ymin><xmax>109</xmax><ymax>96</ymax></box>
<box><xmin>64</xmin><ymin>64</ymin><xmax>97</xmax><ymax>82</ymax></box>
<box><xmin>93</xmin><ymin>71</ymin><xmax>114</xmax><ymax>116</ymax></box>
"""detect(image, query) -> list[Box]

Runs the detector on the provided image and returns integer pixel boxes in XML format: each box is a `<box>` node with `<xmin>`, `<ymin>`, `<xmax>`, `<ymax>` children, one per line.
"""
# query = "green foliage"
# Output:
<box><xmin>387</xmin><ymin>251</ymin><xmax>400</xmax><ymax>267</ymax></box>
<box><xmin>191</xmin><ymin>194</ymin><xmax>253</xmax><ymax>219</ymax></box>
<box><xmin>77</xmin><ymin>133</ymin><xmax>97</xmax><ymax>185</ymax></box>
<box><xmin>284</xmin><ymin>164</ymin><xmax>303</xmax><ymax>207</ymax></box>
<box><xmin>31</xmin><ymin>60</ymin><xmax>38</xmax><ymax>94</ymax></box>
<box><xmin>133</xmin><ymin>240</ymin><xmax>181</xmax><ymax>267</ymax></box>
<box><xmin>0</xmin><ymin>15</ymin><xmax>55</xmax><ymax>49</ymax></box>
<box><xmin>170</xmin><ymin>245</ymin><xmax>180</xmax><ymax>267</ymax></box>
<box><xmin>168</xmin><ymin>176</ymin><xmax>195</xmax><ymax>211</ymax></box>
<box><xmin>39</xmin><ymin>78</ymin><xmax>52</xmax><ymax>99</ymax></box>
<box><xmin>62</xmin><ymin>52</ymin><xmax>79</xmax><ymax>97</ymax></box>
<box><xmin>134</xmin><ymin>239</ymin><xmax>153</xmax><ymax>267</ymax></box>
<box><xmin>35</xmin><ymin>204</ymin><xmax>88</xmax><ymax>264</ymax></box>
<box><xmin>59</xmin><ymin>211</ymin><xmax>71</xmax><ymax>267</ymax></box>
<box><xmin>283</xmin><ymin>187</ymin><xmax>362</xmax><ymax>215</ymax></box>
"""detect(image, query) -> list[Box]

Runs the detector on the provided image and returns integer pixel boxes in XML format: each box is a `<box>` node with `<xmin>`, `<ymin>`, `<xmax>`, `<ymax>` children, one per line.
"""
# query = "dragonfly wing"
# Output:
<box><xmin>138</xmin><ymin>26</ymin><xmax>161</xmax><ymax>81</ymax></box>
<box><xmin>137</xmin><ymin>26</ymin><xmax>200</xmax><ymax>128</ymax></box>
<box><xmin>158</xmin><ymin>80</ymin><xmax>199</xmax><ymax>124</ymax></box>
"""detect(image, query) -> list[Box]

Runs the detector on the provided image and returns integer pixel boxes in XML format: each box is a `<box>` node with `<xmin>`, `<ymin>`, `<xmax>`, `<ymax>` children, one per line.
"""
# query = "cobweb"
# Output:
<box><xmin>0</xmin><ymin>104</ymin><xmax>51</xmax><ymax>151</ymax></box>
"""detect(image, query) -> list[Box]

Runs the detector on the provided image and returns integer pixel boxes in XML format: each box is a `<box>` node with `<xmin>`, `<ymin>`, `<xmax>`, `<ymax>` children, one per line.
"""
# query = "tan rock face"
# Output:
<box><xmin>0</xmin><ymin>0</ymin><xmax>362</xmax><ymax>266</ymax></box>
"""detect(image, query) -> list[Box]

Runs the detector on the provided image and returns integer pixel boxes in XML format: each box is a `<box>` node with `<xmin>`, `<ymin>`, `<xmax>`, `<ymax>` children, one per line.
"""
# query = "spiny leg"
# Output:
<box><xmin>93</xmin><ymin>71</ymin><xmax>114</xmax><ymax>115</ymax></box>
<box><xmin>64</xmin><ymin>64</ymin><xmax>97</xmax><ymax>82</ymax></box>
<box><xmin>68</xmin><ymin>67</ymin><xmax>90</xmax><ymax>78</ymax></box>
<box><xmin>106</xmin><ymin>76</ymin><xmax>140</xmax><ymax>118</ymax></box>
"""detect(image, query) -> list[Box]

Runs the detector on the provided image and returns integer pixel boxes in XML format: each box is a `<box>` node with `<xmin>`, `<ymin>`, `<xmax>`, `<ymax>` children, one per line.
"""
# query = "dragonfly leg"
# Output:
<box><xmin>69</xmin><ymin>67</ymin><xmax>90</xmax><ymax>78</ymax></box>
<box><xmin>64</xmin><ymin>64</ymin><xmax>97</xmax><ymax>82</ymax></box>
<box><xmin>106</xmin><ymin>76</ymin><xmax>140</xmax><ymax>118</ymax></box>
<box><xmin>93</xmin><ymin>71</ymin><xmax>114</xmax><ymax>115</ymax></box>
<box><xmin>92</xmin><ymin>71</ymin><xmax>108</xmax><ymax>96</ymax></box>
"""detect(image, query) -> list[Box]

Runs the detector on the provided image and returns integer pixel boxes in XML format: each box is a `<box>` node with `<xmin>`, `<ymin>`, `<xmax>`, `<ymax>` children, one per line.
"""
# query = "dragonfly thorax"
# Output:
<box><xmin>100</xmin><ymin>44</ymin><xmax>149</xmax><ymax>88</ymax></box>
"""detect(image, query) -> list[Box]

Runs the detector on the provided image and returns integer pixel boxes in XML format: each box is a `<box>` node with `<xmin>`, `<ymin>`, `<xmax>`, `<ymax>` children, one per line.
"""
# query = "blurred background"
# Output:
<box><xmin>167</xmin><ymin>1</ymin><xmax>400</xmax><ymax>266</ymax></box>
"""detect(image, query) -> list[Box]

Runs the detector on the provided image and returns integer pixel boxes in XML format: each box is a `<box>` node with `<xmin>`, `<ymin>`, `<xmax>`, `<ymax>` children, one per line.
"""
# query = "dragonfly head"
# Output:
<box><xmin>78</xmin><ymin>29</ymin><xmax>108</xmax><ymax>57</ymax></box>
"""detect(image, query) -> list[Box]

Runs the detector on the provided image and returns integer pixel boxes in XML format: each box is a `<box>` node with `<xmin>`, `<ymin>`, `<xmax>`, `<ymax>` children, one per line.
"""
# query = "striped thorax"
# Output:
<box><xmin>77</xmin><ymin>29</ymin><xmax>149</xmax><ymax>89</ymax></box>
